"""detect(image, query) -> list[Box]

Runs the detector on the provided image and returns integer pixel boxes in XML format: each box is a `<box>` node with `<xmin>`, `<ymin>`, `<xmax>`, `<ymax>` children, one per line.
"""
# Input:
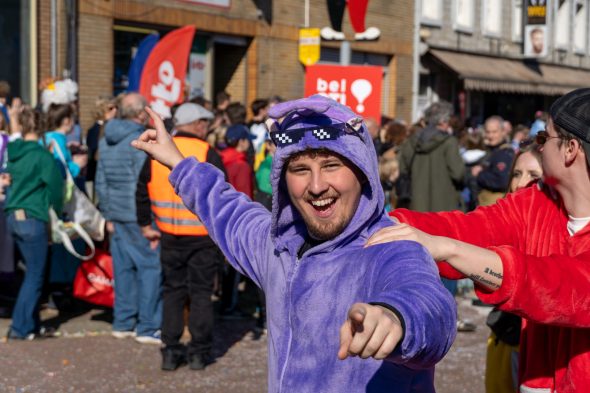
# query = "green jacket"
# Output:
<box><xmin>5</xmin><ymin>139</ymin><xmax>64</xmax><ymax>222</ymax></box>
<box><xmin>255</xmin><ymin>154</ymin><xmax>273</xmax><ymax>195</ymax></box>
<box><xmin>399</xmin><ymin>125</ymin><xmax>465</xmax><ymax>212</ymax></box>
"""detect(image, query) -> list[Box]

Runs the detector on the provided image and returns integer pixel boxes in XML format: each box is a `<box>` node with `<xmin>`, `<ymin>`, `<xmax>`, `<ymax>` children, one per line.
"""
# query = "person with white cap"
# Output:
<box><xmin>136</xmin><ymin>102</ymin><xmax>226</xmax><ymax>371</ymax></box>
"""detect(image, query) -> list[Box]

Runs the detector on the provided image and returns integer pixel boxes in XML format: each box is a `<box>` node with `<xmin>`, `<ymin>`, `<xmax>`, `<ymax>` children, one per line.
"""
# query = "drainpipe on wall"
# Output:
<box><xmin>411</xmin><ymin>0</ymin><xmax>421</xmax><ymax>122</ymax></box>
<box><xmin>51</xmin><ymin>0</ymin><xmax>57</xmax><ymax>77</ymax></box>
<box><xmin>30</xmin><ymin>0</ymin><xmax>37</xmax><ymax>106</ymax></box>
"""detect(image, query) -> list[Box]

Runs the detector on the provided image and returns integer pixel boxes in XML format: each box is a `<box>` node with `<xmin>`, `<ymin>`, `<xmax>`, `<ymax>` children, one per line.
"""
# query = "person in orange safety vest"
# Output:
<box><xmin>136</xmin><ymin>102</ymin><xmax>226</xmax><ymax>371</ymax></box>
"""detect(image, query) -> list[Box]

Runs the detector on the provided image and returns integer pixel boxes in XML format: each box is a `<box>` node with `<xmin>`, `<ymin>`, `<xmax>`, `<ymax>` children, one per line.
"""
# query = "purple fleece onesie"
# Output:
<box><xmin>169</xmin><ymin>96</ymin><xmax>456</xmax><ymax>392</ymax></box>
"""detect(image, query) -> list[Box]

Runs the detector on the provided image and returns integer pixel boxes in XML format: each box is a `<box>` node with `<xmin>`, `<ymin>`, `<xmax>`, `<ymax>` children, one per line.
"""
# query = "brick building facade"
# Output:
<box><xmin>418</xmin><ymin>0</ymin><xmax>590</xmax><ymax>125</ymax></box>
<box><xmin>25</xmin><ymin>0</ymin><xmax>416</xmax><ymax>130</ymax></box>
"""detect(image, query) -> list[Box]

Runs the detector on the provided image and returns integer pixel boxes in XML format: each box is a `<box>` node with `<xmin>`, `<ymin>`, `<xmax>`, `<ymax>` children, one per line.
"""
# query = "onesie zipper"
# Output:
<box><xmin>277</xmin><ymin>255</ymin><xmax>303</xmax><ymax>392</ymax></box>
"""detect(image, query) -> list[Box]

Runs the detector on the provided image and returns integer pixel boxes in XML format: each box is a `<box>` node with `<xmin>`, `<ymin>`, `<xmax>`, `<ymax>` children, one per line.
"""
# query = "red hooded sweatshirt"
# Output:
<box><xmin>391</xmin><ymin>184</ymin><xmax>590</xmax><ymax>393</ymax></box>
<box><xmin>220</xmin><ymin>147</ymin><xmax>253</xmax><ymax>199</ymax></box>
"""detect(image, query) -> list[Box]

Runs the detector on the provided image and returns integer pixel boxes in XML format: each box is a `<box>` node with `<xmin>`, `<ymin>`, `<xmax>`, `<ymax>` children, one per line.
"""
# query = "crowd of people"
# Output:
<box><xmin>1</xmin><ymin>74</ymin><xmax>589</xmax><ymax>393</ymax></box>
<box><xmin>0</xmin><ymin>82</ymin><xmax>282</xmax><ymax>369</ymax></box>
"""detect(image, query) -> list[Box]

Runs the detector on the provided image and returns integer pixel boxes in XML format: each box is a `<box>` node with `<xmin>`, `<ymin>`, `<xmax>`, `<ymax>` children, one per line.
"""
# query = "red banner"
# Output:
<box><xmin>304</xmin><ymin>64</ymin><xmax>383</xmax><ymax>124</ymax></box>
<box><xmin>139</xmin><ymin>25</ymin><xmax>196</xmax><ymax>119</ymax></box>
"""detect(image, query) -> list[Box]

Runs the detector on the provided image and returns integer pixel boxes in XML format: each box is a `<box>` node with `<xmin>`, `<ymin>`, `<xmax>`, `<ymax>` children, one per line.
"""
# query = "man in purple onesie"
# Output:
<box><xmin>132</xmin><ymin>96</ymin><xmax>456</xmax><ymax>392</ymax></box>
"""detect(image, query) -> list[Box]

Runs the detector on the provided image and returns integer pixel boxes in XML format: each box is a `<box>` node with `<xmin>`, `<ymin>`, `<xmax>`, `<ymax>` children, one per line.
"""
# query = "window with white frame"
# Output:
<box><xmin>421</xmin><ymin>0</ymin><xmax>444</xmax><ymax>25</ymax></box>
<box><xmin>512</xmin><ymin>0</ymin><xmax>523</xmax><ymax>41</ymax></box>
<box><xmin>482</xmin><ymin>0</ymin><xmax>503</xmax><ymax>36</ymax></box>
<box><xmin>574</xmin><ymin>0</ymin><xmax>587</xmax><ymax>53</ymax></box>
<box><xmin>555</xmin><ymin>0</ymin><xmax>571</xmax><ymax>49</ymax></box>
<box><xmin>454</xmin><ymin>0</ymin><xmax>475</xmax><ymax>32</ymax></box>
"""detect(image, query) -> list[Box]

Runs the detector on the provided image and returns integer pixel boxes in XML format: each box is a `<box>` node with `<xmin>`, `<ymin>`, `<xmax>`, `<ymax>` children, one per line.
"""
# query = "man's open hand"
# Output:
<box><xmin>365</xmin><ymin>223</ymin><xmax>453</xmax><ymax>261</ymax></box>
<box><xmin>338</xmin><ymin>303</ymin><xmax>403</xmax><ymax>361</ymax></box>
<box><xmin>131</xmin><ymin>107</ymin><xmax>185</xmax><ymax>170</ymax></box>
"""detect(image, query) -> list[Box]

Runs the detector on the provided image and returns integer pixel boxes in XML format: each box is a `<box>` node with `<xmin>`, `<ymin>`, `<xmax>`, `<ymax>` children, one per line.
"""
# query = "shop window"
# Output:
<box><xmin>454</xmin><ymin>0</ymin><xmax>475</xmax><ymax>33</ymax></box>
<box><xmin>421</xmin><ymin>0</ymin><xmax>444</xmax><ymax>26</ymax></box>
<box><xmin>512</xmin><ymin>0</ymin><xmax>524</xmax><ymax>42</ymax></box>
<box><xmin>555</xmin><ymin>0</ymin><xmax>571</xmax><ymax>50</ymax></box>
<box><xmin>574</xmin><ymin>0</ymin><xmax>587</xmax><ymax>54</ymax></box>
<box><xmin>482</xmin><ymin>0</ymin><xmax>503</xmax><ymax>37</ymax></box>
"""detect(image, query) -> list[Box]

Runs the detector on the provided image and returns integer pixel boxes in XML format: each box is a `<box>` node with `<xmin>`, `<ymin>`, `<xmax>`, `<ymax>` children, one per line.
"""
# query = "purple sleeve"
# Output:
<box><xmin>169</xmin><ymin>157</ymin><xmax>272</xmax><ymax>287</ymax></box>
<box><xmin>370</xmin><ymin>241</ymin><xmax>457</xmax><ymax>369</ymax></box>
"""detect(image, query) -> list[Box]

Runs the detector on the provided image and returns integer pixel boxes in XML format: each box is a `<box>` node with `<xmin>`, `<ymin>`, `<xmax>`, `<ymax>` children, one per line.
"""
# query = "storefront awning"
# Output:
<box><xmin>430</xmin><ymin>49</ymin><xmax>590</xmax><ymax>95</ymax></box>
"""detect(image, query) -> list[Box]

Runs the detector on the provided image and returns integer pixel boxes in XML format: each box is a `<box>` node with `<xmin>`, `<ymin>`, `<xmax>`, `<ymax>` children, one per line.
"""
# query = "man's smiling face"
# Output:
<box><xmin>285</xmin><ymin>150</ymin><xmax>362</xmax><ymax>241</ymax></box>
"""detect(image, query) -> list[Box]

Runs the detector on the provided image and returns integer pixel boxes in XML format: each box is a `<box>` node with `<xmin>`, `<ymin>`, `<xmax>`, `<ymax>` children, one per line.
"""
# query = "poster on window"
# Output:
<box><xmin>523</xmin><ymin>0</ymin><xmax>547</xmax><ymax>57</ymax></box>
<box><xmin>188</xmin><ymin>53</ymin><xmax>207</xmax><ymax>100</ymax></box>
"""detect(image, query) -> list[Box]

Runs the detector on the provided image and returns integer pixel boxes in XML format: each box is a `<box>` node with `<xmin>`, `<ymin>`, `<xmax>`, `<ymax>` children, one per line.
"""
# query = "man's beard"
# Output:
<box><xmin>303</xmin><ymin>212</ymin><xmax>352</xmax><ymax>241</ymax></box>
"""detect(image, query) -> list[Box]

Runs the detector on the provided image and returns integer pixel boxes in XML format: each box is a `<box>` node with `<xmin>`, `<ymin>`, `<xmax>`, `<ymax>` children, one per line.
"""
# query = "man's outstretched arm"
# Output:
<box><xmin>339</xmin><ymin>242</ymin><xmax>457</xmax><ymax>368</ymax></box>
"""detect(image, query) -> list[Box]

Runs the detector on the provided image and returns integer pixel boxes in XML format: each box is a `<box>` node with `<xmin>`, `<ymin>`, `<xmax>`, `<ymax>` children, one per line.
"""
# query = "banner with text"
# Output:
<box><xmin>304</xmin><ymin>64</ymin><xmax>383</xmax><ymax>123</ymax></box>
<box><xmin>139</xmin><ymin>25</ymin><xmax>196</xmax><ymax>119</ymax></box>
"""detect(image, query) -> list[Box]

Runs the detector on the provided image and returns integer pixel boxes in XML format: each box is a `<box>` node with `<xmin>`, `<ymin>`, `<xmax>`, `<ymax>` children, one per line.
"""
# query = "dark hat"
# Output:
<box><xmin>225</xmin><ymin>124</ymin><xmax>255</xmax><ymax>143</ymax></box>
<box><xmin>550</xmin><ymin>88</ymin><xmax>590</xmax><ymax>167</ymax></box>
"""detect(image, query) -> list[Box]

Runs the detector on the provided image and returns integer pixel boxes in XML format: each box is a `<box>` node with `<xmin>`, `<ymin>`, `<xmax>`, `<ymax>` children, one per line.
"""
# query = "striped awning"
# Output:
<box><xmin>430</xmin><ymin>49</ymin><xmax>590</xmax><ymax>95</ymax></box>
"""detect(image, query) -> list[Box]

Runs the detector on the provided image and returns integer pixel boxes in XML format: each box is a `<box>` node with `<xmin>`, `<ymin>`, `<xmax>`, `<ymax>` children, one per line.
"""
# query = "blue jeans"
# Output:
<box><xmin>110</xmin><ymin>221</ymin><xmax>162</xmax><ymax>336</ymax></box>
<box><xmin>7</xmin><ymin>213</ymin><xmax>48</xmax><ymax>337</ymax></box>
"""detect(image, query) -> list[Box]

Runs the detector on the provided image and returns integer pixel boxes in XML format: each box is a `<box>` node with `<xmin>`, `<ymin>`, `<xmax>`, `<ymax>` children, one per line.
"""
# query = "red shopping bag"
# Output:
<box><xmin>73</xmin><ymin>248</ymin><xmax>114</xmax><ymax>307</ymax></box>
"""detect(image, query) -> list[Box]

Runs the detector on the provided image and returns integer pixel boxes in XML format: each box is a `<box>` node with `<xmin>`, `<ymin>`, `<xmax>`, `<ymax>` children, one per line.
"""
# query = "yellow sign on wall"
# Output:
<box><xmin>299</xmin><ymin>28</ymin><xmax>321</xmax><ymax>66</ymax></box>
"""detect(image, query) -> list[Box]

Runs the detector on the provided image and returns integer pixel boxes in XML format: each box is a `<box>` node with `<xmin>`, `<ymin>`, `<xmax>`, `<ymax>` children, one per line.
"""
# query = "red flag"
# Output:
<box><xmin>139</xmin><ymin>25</ymin><xmax>196</xmax><ymax>119</ymax></box>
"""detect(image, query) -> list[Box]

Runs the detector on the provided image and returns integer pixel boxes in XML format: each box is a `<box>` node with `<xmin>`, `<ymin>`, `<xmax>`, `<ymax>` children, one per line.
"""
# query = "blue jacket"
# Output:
<box><xmin>95</xmin><ymin>119</ymin><xmax>147</xmax><ymax>222</ymax></box>
<box><xmin>477</xmin><ymin>143</ymin><xmax>515</xmax><ymax>193</ymax></box>
<box><xmin>170</xmin><ymin>96</ymin><xmax>456</xmax><ymax>392</ymax></box>
<box><xmin>42</xmin><ymin>131</ymin><xmax>81</xmax><ymax>178</ymax></box>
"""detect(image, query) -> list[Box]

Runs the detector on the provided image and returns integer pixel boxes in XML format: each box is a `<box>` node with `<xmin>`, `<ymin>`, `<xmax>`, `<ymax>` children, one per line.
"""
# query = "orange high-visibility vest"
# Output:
<box><xmin>147</xmin><ymin>136</ymin><xmax>209</xmax><ymax>236</ymax></box>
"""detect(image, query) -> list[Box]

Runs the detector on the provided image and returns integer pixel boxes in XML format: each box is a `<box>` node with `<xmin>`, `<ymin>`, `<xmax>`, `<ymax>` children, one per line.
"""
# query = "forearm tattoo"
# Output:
<box><xmin>469</xmin><ymin>273</ymin><xmax>501</xmax><ymax>290</ymax></box>
<box><xmin>484</xmin><ymin>267</ymin><xmax>503</xmax><ymax>279</ymax></box>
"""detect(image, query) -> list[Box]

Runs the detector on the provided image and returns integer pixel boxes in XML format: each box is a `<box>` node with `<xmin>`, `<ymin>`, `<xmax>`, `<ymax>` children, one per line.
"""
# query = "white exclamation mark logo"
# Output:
<box><xmin>350</xmin><ymin>79</ymin><xmax>372</xmax><ymax>113</ymax></box>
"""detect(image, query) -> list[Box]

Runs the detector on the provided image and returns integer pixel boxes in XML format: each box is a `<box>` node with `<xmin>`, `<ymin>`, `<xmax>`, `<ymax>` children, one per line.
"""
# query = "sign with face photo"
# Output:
<box><xmin>524</xmin><ymin>25</ymin><xmax>548</xmax><ymax>58</ymax></box>
<box><xmin>523</xmin><ymin>0</ymin><xmax>547</xmax><ymax>58</ymax></box>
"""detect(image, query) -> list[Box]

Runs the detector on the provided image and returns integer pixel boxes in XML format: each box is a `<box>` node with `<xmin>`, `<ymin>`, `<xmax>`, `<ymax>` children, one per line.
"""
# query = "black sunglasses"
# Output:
<box><xmin>269</xmin><ymin>122</ymin><xmax>363</xmax><ymax>148</ymax></box>
<box><xmin>535</xmin><ymin>130</ymin><xmax>562</xmax><ymax>145</ymax></box>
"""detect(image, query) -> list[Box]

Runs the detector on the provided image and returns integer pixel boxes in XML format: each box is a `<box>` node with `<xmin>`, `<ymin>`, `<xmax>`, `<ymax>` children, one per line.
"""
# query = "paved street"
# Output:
<box><xmin>0</xmin><ymin>297</ymin><xmax>489</xmax><ymax>393</ymax></box>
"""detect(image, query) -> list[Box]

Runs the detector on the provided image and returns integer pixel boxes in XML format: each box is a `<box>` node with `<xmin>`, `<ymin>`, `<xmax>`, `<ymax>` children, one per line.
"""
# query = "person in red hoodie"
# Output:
<box><xmin>220</xmin><ymin>125</ymin><xmax>255</xmax><ymax>198</ymax></box>
<box><xmin>366</xmin><ymin>88</ymin><xmax>590</xmax><ymax>393</ymax></box>
<box><xmin>219</xmin><ymin>124</ymin><xmax>256</xmax><ymax>316</ymax></box>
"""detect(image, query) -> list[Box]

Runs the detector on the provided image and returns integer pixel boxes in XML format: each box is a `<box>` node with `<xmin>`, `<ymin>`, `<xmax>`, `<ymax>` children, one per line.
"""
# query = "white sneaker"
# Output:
<box><xmin>354</xmin><ymin>27</ymin><xmax>381</xmax><ymax>41</ymax></box>
<box><xmin>320</xmin><ymin>26</ymin><xmax>345</xmax><ymax>41</ymax></box>
<box><xmin>135</xmin><ymin>330</ymin><xmax>161</xmax><ymax>345</ymax></box>
<box><xmin>112</xmin><ymin>330</ymin><xmax>136</xmax><ymax>339</ymax></box>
